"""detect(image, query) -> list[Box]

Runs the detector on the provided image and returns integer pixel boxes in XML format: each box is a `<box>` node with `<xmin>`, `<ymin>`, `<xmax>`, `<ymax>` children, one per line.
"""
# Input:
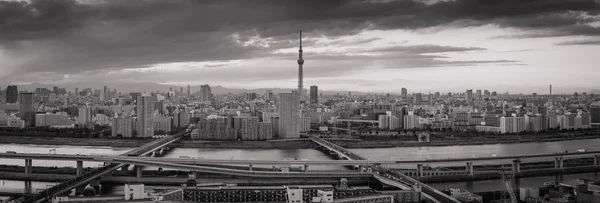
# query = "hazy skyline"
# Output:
<box><xmin>1</xmin><ymin>0</ymin><xmax>600</xmax><ymax>93</ymax></box>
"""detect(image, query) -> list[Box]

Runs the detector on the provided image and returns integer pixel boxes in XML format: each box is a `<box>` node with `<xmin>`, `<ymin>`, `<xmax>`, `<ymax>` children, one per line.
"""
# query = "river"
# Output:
<box><xmin>1</xmin><ymin>138</ymin><xmax>600</xmax><ymax>196</ymax></box>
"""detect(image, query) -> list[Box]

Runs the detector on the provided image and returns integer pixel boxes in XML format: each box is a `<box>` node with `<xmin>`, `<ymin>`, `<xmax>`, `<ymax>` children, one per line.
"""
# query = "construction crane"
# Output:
<box><xmin>500</xmin><ymin>165</ymin><xmax>517</xmax><ymax>203</ymax></box>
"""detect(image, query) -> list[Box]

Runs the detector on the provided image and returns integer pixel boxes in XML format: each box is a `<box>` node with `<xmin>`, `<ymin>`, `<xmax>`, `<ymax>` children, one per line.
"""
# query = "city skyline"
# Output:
<box><xmin>1</xmin><ymin>0</ymin><xmax>600</xmax><ymax>93</ymax></box>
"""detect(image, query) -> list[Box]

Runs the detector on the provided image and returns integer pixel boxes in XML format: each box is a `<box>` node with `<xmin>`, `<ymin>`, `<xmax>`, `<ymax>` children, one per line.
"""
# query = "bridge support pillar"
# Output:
<box><xmin>304</xmin><ymin>165</ymin><xmax>309</xmax><ymax>172</ymax></box>
<box><xmin>90</xmin><ymin>178</ymin><xmax>101</xmax><ymax>195</ymax></box>
<box><xmin>76</xmin><ymin>161</ymin><xmax>83</xmax><ymax>176</ymax></box>
<box><xmin>512</xmin><ymin>160</ymin><xmax>521</xmax><ymax>173</ymax></box>
<box><xmin>75</xmin><ymin>185</ymin><xmax>84</xmax><ymax>196</ymax></box>
<box><xmin>594</xmin><ymin>155</ymin><xmax>600</xmax><ymax>165</ymax></box>
<box><xmin>465</xmin><ymin>162</ymin><xmax>474</xmax><ymax>175</ymax></box>
<box><xmin>417</xmin><ymin>164</ymin><xmax>423</xmax><ymax>177</ymax></box>
<box><xmin>24</xmin><ymin>159</ymin><xmax>32</xmax><ymax>175</ymax></box>
<box><xmin>25</xmin><ymin>181</ymin><xmax>32</xmax><ymax>194</ymax></box>
<box><xmin>136</xmin><ymin>165</ymin><xmax>142</xmax><ymax>180</ymax></box>
<box><xmin>249</xmin><ymin>165</ymin><xmax>253</xmax><ymax>171</ymax></box>
<box><xmin>555</xmin><ymin>157</ymin><xmax>564</xmax><ymax>169</ymax></box>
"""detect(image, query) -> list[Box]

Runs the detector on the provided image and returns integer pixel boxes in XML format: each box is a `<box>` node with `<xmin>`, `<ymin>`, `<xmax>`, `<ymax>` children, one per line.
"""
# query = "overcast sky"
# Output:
<box><xmin>1</xmin><ymin>0</ymin><xmax>600</xmax><ymax>93</ymax></box>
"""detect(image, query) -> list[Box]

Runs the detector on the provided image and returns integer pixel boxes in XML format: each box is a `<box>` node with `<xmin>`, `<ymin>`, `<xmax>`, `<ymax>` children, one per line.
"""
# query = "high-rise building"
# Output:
<box><xmin>246</xmin><ymin>92</ymin><xmax>257</xmax><ymax>101</ymax></box>
<box><xmin>240</xmin><ymin>117</ymin><xmax>259</xmax><ymax>140</ymax></box>
<box><xmin>391</xmin><ymin>108</ymin><xmax>406</xmax><ymax>129</ymax></box>
<box><xmin>102</xmin><ymin>86</ymin><xmax>108</xmax><ymax>101</ymax></box>
<box><xmin>130</xmin><ymin>92</ymin><xmax>141</xmax><ymax>104</ymax></box>
<box><xmin>112</xmin><ymin>117</ymin><xmax>135</xmax><ymax>137</ymax></box>
<box><xmin>465</xmin><ymin>89</ymin><xmax>473</xmax><ymax>101</ymax></box>
<box><xmin>186</xmin><ymin>85</ymin><xmax>191</xmax><ymax>97</ymax></box>
<box><xmin>74</xmin><ymin>88</ymin><xmax>79</xmax><ymax>97</ymax></box>
<box><xmin>6</xmin><ymin>85</ymin><xmax>18</xmax><ymax>103</ymax></box>
<box><xmin>403</xmin><ymin>114</ymin><xmax>420</xmax><ymax>129</ymax></box>
<box><xmin>278</xmin><ymin>91</ymin><xmax>300</xmax><ymax>139</ymax></box>
<box><xmin>264</xmin><ymin>90</ymin><xmax>273</xmax><ymax>101</ymax></box>
<box><xmin>258</xmin><ymin>122</ymin><xmax>273</xmax><ymax>140</ymax></box>
<box><xmin>18</xmin><ymin>92</ymin><xmax>36</xmax><ymax>127</ymax></box>
<box><xmin>401</xmin><ymin>88</ymin><xmax>408</xmax><ymax>100</ymax></box>
<box><xmin>35</xmin><ymin>112</ymin><xmax>74</xmax><ymax>127</ymax></box>
<box><xmin>310</xmin><ymin>85</ymin><xmax>318</xmax><ymax>104</ymax></box>
<box><xmin>200</xmin><ymin>84</ymin><xmax>212</xmax><ymax>102</ymax></box>
<box><xmin>476</xmin><ymin>89</ymin><xmax>482</xmax><ymax>99</ymax></box>
<box><xmin>297</xmin><ymin>30</ymin><xmax>305</xmax><ymax>102</ymax></box>
<box><xmin>137</xmin><ymin>95</ymin><xmax>154</xmax><ymax>137</ymax></box>
<box><xmin>78</xmin><ymin>106</ymin><xmax>92</xmax><ymax>125</ymax></box>
<box><xmin>525</xmin><ymin>115</ymin><xmax>542</xmax><ymax>132</ymax></box>
<box><xmin>414</xmin><ymin>93</ymin><xmax>422</xmax><ymax>105</ymax></box>
<box><xmin>154</xmin><ymin>101</ymin><xmax>165</xmax><ymax>115</ymax></box>
<box><xmin>379</xmin><ymin>115</ymin><xmax>389</xmax><ymax>129</ymax></box>
<box><xmin>591</xmin><ymin>102</ymin><xmax>600</xmax><ymax>125</ymax></box>
<box><xmin>389</xmin><ymin>116</ymin><xmax>400</xmax><ymax>130</ymax></box>
<box><xmin>153</xmin><ymin>115</ymin><xmax>172</xmax><ymax>134</ymax></box>
<box><xmin>499</xmin><ymin>116</ymin><xmax>526</xmax><ymax>134</ymax></box>
<box><xmin>53</xmin><ymin>86</ymin><xmax>59</xmax><ymax>94</ymax></box>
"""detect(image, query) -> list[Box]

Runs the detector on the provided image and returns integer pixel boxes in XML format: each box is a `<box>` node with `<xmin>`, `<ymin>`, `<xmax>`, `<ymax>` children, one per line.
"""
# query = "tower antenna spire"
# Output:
<box><xmin>300</xmin><ymin>30</ymin><xmax>302</xmax><ymax>47</ymax></box>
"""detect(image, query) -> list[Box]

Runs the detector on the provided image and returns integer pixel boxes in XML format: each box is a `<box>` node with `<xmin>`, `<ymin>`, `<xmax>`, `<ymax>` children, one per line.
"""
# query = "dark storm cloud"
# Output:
<box><xmin>0</xmin><ymin>0</ymin><xmax>597</xmax><ymax>79</ymax></box>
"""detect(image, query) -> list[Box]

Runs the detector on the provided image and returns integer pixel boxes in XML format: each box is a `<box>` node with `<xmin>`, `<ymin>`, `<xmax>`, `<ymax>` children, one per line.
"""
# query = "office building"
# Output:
<box><xmin>154</xmin><ymin>101</ymin><xmax>165</xmax><ymax>115</ymax></box>
<box><xmin>186</xmin><ymin>85</ymin><xmax>191</xmax><ymax>97</ymax></box>
<box><xmin>264</xmin><ymin>90</ymin><xmax>274</xmax><ymax>101</ymax></box>
<box><xmin>401</xmin><ymin>88</ymin><xmax>407</xmax><ymax>100</ymax></box>
<box><xmin>137</xmin><ymin>95</ymin><xmax>154</xmax><ymax>138</ymax></box>
<box><xmin>414</xmin><ymin>93</ymin><xmax>422</xmax><ymax>105</ymax></box>
<box><xmin>310</xmin><ymin>85</ymin><xmax>318</xmax><ymax>104</ymax></box>
<box><xmin>112</xmin><ymin>117</ymin><xmax>135</xmax><ymax>137</ymax></box>
<box><xmin>18</xmin><ymin>92</ymin><xmax>36</xmax><ymax>127</ymax></box>
<box><xmin>591</xmin><ymin>102</ymin><xmax>600</xmax><ymax>125</ymax></box>
<box><xmin>476</xmin><ymin>89</ymin><xmax>482</xmax><ymax>99</ymax></box>
<box><xmin>246</xmin><ymin>92</ymin><xmax>257</xmax><ymax>101</ymax></box>
<box><xmin>278</xmin><ymin>91</ymin><xmax>300</xmax><ymax>139</ymax></box>
<box><xmin>6</xmin><ymin>85</ymin><xmax>18</xmax><ymax>103</ymax></box>
<box><xmin>77</xmin><ymin>106</ymin><xmax>92</xmax><ymax>125</ymax></box>
<box><xmin>465</xmin><ymin>89</ymin><xmax>473</xmax><ymax>101</ymax></box>
<box><xmin>200</xmin><ymin>84</ymin><xmax>212</xmax><ymax>102</ymax></box>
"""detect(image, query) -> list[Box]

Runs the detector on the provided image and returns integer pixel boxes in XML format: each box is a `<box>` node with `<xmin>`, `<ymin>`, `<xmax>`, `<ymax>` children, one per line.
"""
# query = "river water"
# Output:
<box><xmin>1</xmin><ymin>138</ymin><xmax>600</xmax><ymax>196</ymax></box>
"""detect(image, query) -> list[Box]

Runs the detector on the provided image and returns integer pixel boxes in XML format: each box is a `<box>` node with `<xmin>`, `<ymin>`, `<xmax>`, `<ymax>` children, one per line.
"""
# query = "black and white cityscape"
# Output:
<box><xmin>1</xmin><ymin>0</ymin><xmax>600</xmax><ymax>203</ymax></box>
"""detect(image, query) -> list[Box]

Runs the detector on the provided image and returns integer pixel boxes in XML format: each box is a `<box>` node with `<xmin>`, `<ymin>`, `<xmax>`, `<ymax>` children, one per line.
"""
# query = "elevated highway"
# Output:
<box><xmin>24</xmin><ymin>132</ymin><xmax>185</xmax><ymax>203</ymax></box>
<box><xmin>3</xmin><ymin>150</ymin><xmax>600</xmax><ymax>164</ymax></box>
<box><xmin>94</xmin><ymin>157</ymin><xmax>372</xmax><ymax>178</ymax></box>
<box><xmin>309</xmin><ymin>136</ymin><xmax>460</xmax><ymax>203</ymax></box>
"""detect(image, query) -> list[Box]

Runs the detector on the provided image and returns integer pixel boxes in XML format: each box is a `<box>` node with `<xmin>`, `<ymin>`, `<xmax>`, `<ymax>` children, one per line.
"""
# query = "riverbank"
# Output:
<box><xmin>2</xmin><ymin>134</ymin><xmax>600</xmax><ymax>149</ymax></box>
<box><xmin>0</xmin><ymin>136</ymin><xmax>146</xmax><ymax>148</ymax></box>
